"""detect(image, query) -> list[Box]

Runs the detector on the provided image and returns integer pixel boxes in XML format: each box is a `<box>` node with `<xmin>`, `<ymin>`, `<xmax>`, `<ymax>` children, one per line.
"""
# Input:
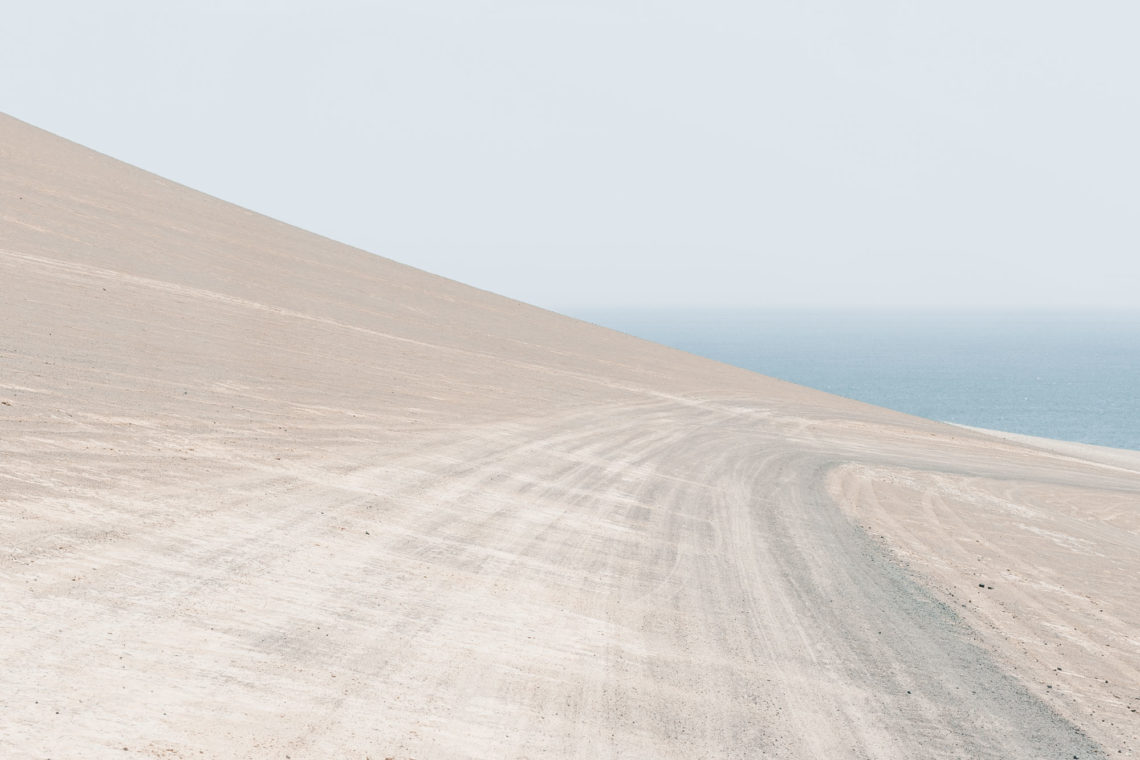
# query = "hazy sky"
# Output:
<box><xmin>3</xmin><ymin>1</ymin><xmax>1138</xmax><ymax>310</ymax></box>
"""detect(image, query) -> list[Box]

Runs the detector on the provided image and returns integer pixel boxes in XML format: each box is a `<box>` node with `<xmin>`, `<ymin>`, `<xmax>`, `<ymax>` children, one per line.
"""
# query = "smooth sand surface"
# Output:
<box><xmin>2</xmin><ymin>113</ymin><xmax>1137</xmax><ymax>759</ymax></box>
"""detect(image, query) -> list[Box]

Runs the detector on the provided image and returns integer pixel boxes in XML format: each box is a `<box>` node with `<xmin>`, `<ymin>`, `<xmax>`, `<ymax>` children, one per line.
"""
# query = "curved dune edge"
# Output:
<box><xmin>2</xmin><ymin>112</ymin><xmax>1136</xmax><ymax>758</ymax></box>
<box><xmin>828</xmin><ymin>424</ymin><xmax>1140</xmax><ymax>757</ymax></box>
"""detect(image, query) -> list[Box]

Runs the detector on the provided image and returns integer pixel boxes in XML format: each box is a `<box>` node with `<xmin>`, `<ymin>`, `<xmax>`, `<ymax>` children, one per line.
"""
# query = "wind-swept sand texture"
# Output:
<box><xmin>2</xmin><ymin>112</ymin><xmax>1137</xmax><ymax>759</ymax></box>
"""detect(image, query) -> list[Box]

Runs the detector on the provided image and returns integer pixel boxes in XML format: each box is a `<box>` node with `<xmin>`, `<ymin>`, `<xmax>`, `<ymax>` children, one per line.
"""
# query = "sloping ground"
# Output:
<box><xmin>1</xmin><ymin>113</ymin><xmax>1136</xmax><ymax>758</ymax></box>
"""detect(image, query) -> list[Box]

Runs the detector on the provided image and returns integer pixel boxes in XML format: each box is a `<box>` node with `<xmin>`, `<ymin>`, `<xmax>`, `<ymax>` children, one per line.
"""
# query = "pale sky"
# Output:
<box><xmin>3</xmin><ymin>1</ymin><xmax>1138</xmax><ymax>310</ymax></box>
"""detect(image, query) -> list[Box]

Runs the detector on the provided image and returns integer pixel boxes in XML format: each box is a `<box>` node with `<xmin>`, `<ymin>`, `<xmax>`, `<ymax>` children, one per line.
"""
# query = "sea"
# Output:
<box><xmin>570</xmin><ymin>310</ymin><xmax>1140</xmax><ymax>452</ymax></box>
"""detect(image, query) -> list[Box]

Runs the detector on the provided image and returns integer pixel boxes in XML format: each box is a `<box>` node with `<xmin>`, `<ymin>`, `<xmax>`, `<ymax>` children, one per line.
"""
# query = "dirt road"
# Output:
<box><xmin>2</xmin><ymin>113</ymin><xmax>1134</xmax><ymax>757</ymax></box>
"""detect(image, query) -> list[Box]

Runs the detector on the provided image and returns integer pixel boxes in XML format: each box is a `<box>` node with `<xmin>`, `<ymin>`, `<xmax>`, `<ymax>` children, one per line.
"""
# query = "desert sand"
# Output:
<box><xmin>2</xmin><ymin>112</ymin><xmax>1137</xmax><ymax>758</ymax></box>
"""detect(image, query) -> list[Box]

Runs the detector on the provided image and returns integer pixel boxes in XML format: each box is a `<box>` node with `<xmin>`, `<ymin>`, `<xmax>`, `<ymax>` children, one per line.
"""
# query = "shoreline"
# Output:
<box><xmin>3</xmin><ymin>112</ymin><xmax>1136</xmax><ymax>759</ymax></box>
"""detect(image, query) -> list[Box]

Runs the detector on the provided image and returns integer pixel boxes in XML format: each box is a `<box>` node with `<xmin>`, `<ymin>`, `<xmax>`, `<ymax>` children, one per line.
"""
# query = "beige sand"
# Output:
<box><xmin>1</xmin><ymin>112</ymin><xmax>1136</xmax><ymax>758</ymax></box>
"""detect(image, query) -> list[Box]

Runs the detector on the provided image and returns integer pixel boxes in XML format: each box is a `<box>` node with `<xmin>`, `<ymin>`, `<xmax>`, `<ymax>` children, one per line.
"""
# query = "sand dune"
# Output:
<box><xmin>2</xmin><ymin>112</ymin><xmax>1136</xmax><ymax>758</ymax></box>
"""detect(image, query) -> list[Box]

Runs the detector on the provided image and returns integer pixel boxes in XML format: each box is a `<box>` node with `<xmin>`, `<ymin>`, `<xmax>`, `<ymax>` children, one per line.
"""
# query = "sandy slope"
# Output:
<box><xmin>1</xmin><ymin>112</ymin><xmax>1136</xmax><ymax>758</ymax></box>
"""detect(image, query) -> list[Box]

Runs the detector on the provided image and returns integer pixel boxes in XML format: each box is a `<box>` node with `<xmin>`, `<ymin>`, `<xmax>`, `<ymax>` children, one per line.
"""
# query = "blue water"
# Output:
<box><xmin>571</xmin><ymin>310</ymin><xmax>1140</xmax><ymax>452</ymax></box>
